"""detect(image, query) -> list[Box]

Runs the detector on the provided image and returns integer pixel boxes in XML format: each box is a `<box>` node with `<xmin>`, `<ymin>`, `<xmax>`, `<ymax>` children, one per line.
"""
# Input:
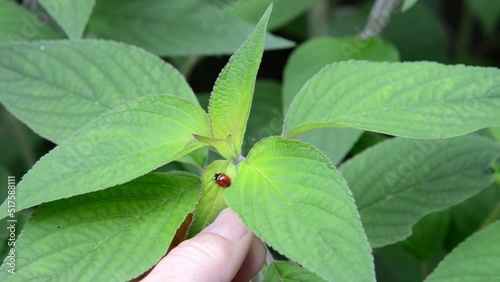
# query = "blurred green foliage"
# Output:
<box><xmin>0</xmin><ymin>0</ymin><xmax>499</xmax><ymax>280</ymax></box>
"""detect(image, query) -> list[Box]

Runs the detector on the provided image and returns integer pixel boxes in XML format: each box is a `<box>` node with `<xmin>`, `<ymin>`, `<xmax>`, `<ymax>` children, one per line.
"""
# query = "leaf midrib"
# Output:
<box><xmin>244</xmin><ymin>162</ymin><xmax>355</xmax><ymax>278</ymax></box>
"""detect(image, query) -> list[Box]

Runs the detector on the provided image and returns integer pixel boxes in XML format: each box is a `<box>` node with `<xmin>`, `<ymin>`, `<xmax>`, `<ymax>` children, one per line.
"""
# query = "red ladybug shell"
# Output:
<box><xmin>214</xmin><ymin>173</ymin><xmax>231</xmax><ymax>188</ymax></box>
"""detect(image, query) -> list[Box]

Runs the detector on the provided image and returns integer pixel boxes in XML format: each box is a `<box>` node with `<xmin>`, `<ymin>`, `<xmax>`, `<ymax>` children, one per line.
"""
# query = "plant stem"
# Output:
<box><xmin>307</xmin><ymin>0</ymin><xmax>331</xmax><ymax>38</ymax></box>
<box><xmin>359</xmin><ymin>0</ymin><xmax>401</xmax><ymax>39</ymax></box>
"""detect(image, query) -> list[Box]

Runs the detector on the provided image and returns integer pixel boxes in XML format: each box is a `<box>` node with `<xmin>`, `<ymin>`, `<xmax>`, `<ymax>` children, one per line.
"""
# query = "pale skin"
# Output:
<box><xmin>142</xmin><ymin>208</ymin><xmax>266</xmax><ymax>282</ymax></box>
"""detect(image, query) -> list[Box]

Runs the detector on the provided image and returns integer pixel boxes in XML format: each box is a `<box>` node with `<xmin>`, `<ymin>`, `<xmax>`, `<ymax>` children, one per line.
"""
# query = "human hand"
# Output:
<box><xmin>142</xmin><ymin>208</ymin><xmax>266</xmax><ymax>282</ymax></box>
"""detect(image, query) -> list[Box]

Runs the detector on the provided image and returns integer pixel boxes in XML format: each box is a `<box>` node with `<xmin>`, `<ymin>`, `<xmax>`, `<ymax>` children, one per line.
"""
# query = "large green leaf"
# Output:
<box><xmin>263</xmin><ymin>262</ymin><xmax>324</xmax><ymax>282</ymax></box>
<box><xmin>225</xmin><ymin>137</ymin><xmax>374</xmax><ymax>281</ymax></box>
<box><xmin>227</xmin><ymin>0</ymin><xmax>317</xmax><ymax>30</ymax></box>
<box><xmin>0</xmin><ymin>40</ymin><xmax>196</xmax><ymax>144</ymax></box>
<box><xmin>187</xmin><ymin>160</ymin><xmax>234</xmax><ymax>237</ymax></box>
<box><xmin>340</xmin><ymin>136</ymin><xmax>500</xmax><ymax>247</ymax></box>
<box><xmin>87</xmin><ymin>0</ymin><xmax>293</xmax><ymax>56</ymax></box>
<box><xmin>283</xmin><ymin>37</ymin><xmax>399</xmax><ymax>111</ymax></box>
<box><xmin>39</xmin><ymin>0</ymin><xmax>95</xmax><ymax>39</ymax></box>
<box><xmin>0</xmin><ymin>172</ymin><xmax>200</xmax><ymax>281</ymax></box>
<box><xmin>283</xmin><ymin>37</ymin><xmax>398</xmax><ymax>165</ymax></box>
<box><xmin>208</xmin><ymin>6</ymin><xmax>271</xmax><ymax>158</ymax></box>
<box><xmin>284</xmin><ymin>61</ymin><xmax>500</xmax><ymax>139</ymax></box>
<box><xmin>0</xmin><ymin>95</ymin><xmax>210</xmax><ymax>219</ymax></box>
<box><xmin>426</xmin><ymin>221</ymin><xmax>500</xmax><ymax>282</ymax></box>
<box><xmin>0</xmin><ymin>0</ymin><xmax>59</xmax><ymax>44</ymax></box>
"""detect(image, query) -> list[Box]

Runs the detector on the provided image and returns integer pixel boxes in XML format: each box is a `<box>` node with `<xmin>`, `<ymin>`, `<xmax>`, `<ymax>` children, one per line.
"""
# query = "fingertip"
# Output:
<box><xmin>203</xmin><ymin>208</ymin><xmax>249</xmax><ymax>241</ymax></box>
<box><xmin>143</xmin><ymin>208</ymin><xmax>254</xmax><ymax>282</ymax></box>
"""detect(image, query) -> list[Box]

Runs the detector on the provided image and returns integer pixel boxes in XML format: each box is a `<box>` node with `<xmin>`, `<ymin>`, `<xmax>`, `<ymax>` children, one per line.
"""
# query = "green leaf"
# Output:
<box><xmin>284</xmin><ymin>61</ymin><xmax>500</xmax><ymax>139</ymax></box>
<box><xmin>208</xmin><ymin>6</ymin><xmax>271</xmax><ymax>159</ymax></box>
<box><xmin>401</xmin><ymin>210</ymin><xmax>450</xmax><ymax>262</ymax></box>
<box><xmin>0</xmin><ymin>40</ymin><xmax>196</xmax><ymax>144</ymax></box>
<box><xmin>401</xmin><ymin>0</ymin><xmax>418</xmax><ymax>12</ymax></box>
<box><xmin>0</xmin><ymin>0</ymin><xmax>59</xmax><ymax>43</ymax></box>
<box><xmin>0</xmin><ymin>95</ymin><xmax>210</xmax><ymax>219</ymax></box>
<box><xmin>187</xmin><ymin>160</ymin><xmax>235</xmax><ymax>237</ymax></box>
<box><xmin>465</xmin><ymin>0</ymin><xmax>500</xmax><ymax>35</ymax></box>
<box><xmin>282</xmin><ymin>37</ymin><xmax>397</xmax><ymax>164</ymax></box>
<box><xmin>227</xmin><ymin>0</ymin><xmax>317</xmax><ymax>30</ymax></box>
<box><xmin>263</xmin><ymin>262</ymin><xmax>325</xmax><ymax>282</ymax></box>
<box><xmin>39</xmin><ymin>0</ymin><xmax>95</xmax><ymax>39</ymax></box>
<box><xmin>243</xmin><ymin>80</ymin><xmax>283</xmax><ymax>154</ymax></box>
<box><xmin>426</xmin><ymin>221</ymin><xmax>500</xmax><ymax>282</ymax></box>
<box><xmin>225</xmin><ymin>137</ymin><xmax>374</xmax><ymax>281</ymax></box>
<box><xmin>87</xmin><ymin>0</ymin><xmax>293</xmax><ymax>56</ymax></box>
<box><xmin>283</xmin><ymin>37</ymin><xmax>399</xmax><ymax>111</ymax></box>
<box><xmin>0</xmin><ymin>172</ymin><xmax>200</xmax><ymax>281</ymax></box>
<box><xmin>339</xmin><ymin>136</ymin><xmax>500</xmax><ymax>248</ymax></box>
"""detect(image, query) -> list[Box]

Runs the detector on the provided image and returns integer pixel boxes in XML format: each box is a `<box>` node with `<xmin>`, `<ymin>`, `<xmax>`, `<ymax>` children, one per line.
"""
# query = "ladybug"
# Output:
<box><xmin>214</xmin><ymin>173</ymin><xmax>231</xmax><ymax>188</ymax></box>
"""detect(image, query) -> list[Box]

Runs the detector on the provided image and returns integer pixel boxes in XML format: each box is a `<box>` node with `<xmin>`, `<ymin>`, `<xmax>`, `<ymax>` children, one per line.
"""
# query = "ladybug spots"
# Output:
<box><xmin>214</xmin><ymin>173</ymin><xmax>231</xmax><ymax>188</ymax></box>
